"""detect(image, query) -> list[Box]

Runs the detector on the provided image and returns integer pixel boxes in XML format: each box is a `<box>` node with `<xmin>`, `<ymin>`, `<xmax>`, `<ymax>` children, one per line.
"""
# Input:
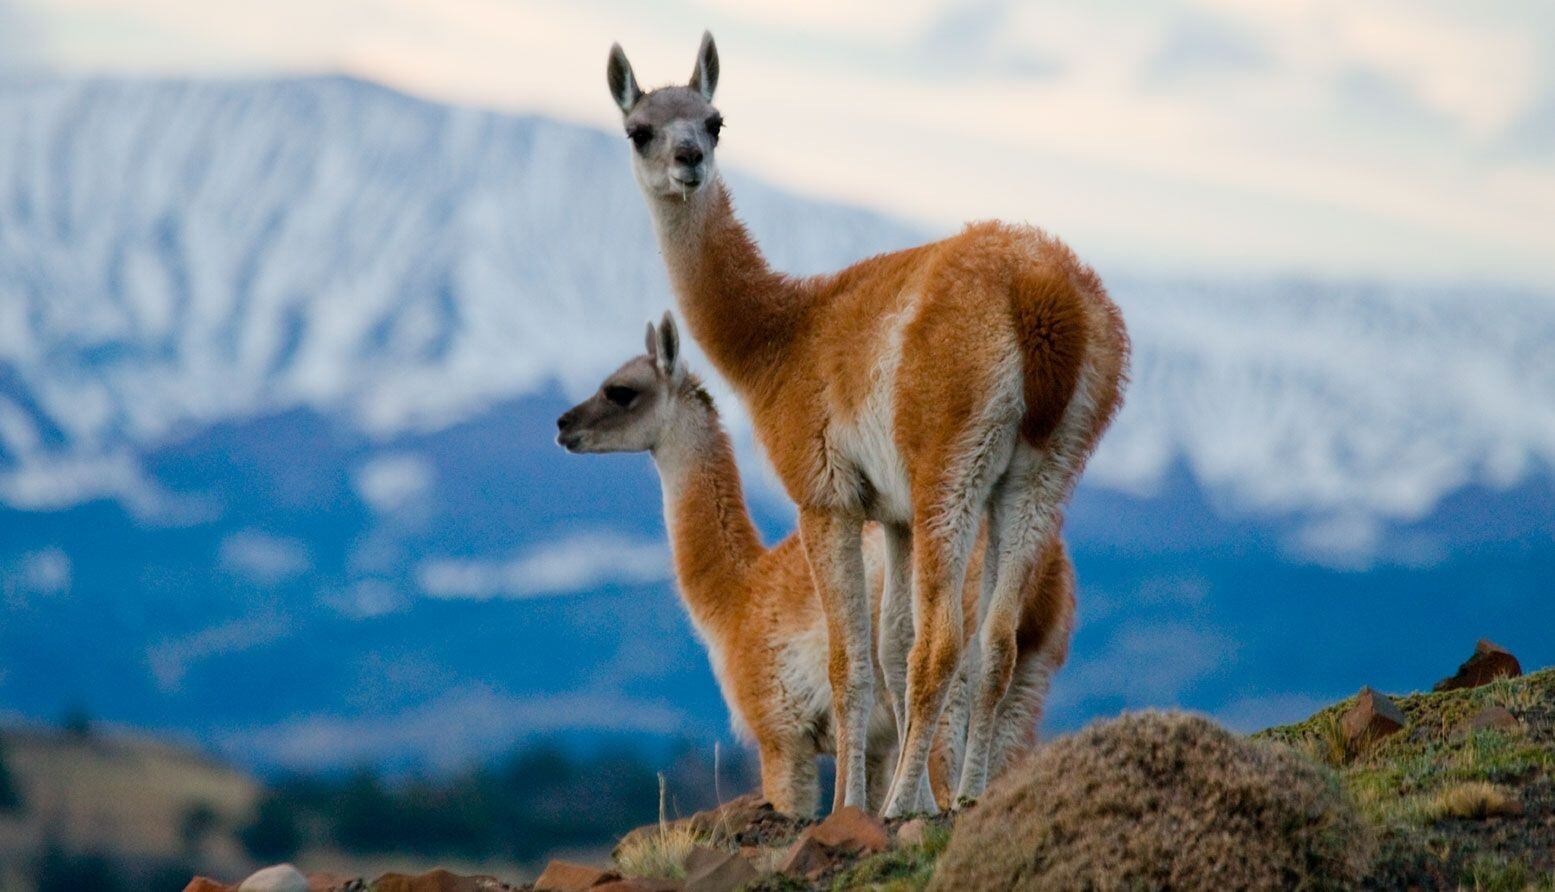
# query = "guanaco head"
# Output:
<box><xmin>606</xmin><ymin>32</ymin><xmax>722</xmax><ymax>201</ymax></box>
<box><xmin>556</xmin><ymin>312</ymin><xmax>699</xmax><ymax>454</ymax></box>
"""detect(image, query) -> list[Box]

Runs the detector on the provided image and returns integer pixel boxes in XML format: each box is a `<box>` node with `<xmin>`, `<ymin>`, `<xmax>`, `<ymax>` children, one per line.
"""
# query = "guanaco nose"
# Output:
<box><xmin>556</xmin><ymin>409</ymin><xmax>578</xmax><ymax>432</ymax></box>
<box><xmin>674</xmin><ymin>142</ymin><xmax>703</xmax><ymax>167</ymax></box>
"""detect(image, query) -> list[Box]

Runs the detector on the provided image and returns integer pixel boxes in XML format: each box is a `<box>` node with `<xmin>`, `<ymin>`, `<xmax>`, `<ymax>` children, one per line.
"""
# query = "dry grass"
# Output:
<box><xmin>614</xmin><ymin>823</ymin><xmax>707</xmax><ymax>880</ymax></box>
<box><xmin>613</xmin><ymin>773</ymin><xmax>713</xmax><ymax>880</ymax></box>
<box><xmin>1300</xmin><ymin>711</ymin><xmax>1352</xmax><ymax>768</ymax></box>
<box><xmin>1421</xmin><ymin>782</ymin><xmax>1522</xmax><ymax>821</ymax></box>
<box><xmin>1487</xmin><ymin>677</ymin><xmax>1538</xmax><ymax>715</ymax></box>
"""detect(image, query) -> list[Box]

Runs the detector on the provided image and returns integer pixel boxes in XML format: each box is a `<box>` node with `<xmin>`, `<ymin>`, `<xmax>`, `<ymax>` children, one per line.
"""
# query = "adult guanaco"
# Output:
<box><xmin>556</xmin><ymin>315</ymin><xmax>1074</xmax><ymax>815</ymax></box>
<box><xmin>605</xmin><ymin>34</ymin><xmax>1126</xmax><ymax>814</ymax></box>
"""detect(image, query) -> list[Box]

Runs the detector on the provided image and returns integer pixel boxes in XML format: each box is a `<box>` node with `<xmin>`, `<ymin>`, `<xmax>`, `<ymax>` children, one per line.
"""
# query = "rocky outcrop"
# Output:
<box><xmin>1435</xmin><ymin>639</ymin><xmax>1523</xmax><ymax>691</ymax></box>
<box><xmin>1341</xmin><ymin>686</ymin><xmax>1407</xmax><ymax>748</ymax></box>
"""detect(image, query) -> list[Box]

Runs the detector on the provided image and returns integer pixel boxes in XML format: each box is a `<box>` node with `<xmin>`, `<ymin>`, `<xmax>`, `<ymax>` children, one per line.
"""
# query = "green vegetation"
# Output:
<box><xmin>826</xmin><ymin>822</ymin><xmax>951</xmax><ymax>891</ymax></box>
<box><xmin>1259</xmin><ymin>667</ymin><xmax>1555</xmax><ymax>887</ymax></box>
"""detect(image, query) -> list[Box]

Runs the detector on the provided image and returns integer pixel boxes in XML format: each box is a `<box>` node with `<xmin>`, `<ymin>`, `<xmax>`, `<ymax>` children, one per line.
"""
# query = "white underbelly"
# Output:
<box><xmin>780</xmin><ymin>626</ymin><xmax>901</xmax><ymax>755</ymax></box>
<box><xmin>834</xmin><ymin>406</ymin><xmax>913</xmax><ymax>523</ymax></box>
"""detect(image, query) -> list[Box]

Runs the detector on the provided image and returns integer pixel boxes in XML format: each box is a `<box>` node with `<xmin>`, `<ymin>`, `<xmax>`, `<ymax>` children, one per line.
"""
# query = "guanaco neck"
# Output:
<box><xmin>645</xmin><ymin>176</ymin><xmax>808</xmax><ymax>392</ymax></box>
<box><xmin>650</xmin><ymin>388</ymin><xmax>765</xmax><ymax>634</ymax></box>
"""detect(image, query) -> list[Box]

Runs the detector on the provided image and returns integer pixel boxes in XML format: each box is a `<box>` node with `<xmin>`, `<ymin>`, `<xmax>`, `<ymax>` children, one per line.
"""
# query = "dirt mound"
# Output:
<box><xmin>929</xmin><ymin>711</ymin><xmax>1371</xmax><ymax>891</ymax></box>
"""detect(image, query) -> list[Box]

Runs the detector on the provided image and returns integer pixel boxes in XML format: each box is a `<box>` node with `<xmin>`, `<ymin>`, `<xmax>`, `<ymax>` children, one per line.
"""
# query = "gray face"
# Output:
<box><xmin>557</xmin><ymin>313</ymin><xmax>687</xmax><ymax>454</ymax></box>
<box><xmin>555</xmin><ymin>356</ymin><xmax>670</xmax><ymax>454</ymax></box>
<box><xmin>607</xmin><ymin>33</ymin><xmax>722</xmax><ymax>201</ymax></box>
<box><xmin>624</xmin><ymin>88</ymin><xmax>722</xmax><ymax>199</ymax></box>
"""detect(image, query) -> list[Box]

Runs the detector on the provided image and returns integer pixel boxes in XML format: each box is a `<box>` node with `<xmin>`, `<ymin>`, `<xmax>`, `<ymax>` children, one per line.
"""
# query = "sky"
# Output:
<box><xmin>8</xmin><ymin>0</ymin><xmax>1555</xmax><ymax>286</ymax></box>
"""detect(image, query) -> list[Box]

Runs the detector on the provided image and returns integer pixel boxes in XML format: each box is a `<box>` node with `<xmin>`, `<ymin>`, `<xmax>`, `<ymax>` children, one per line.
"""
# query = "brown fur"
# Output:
<box><xmin>651</xmin><ymin>184</ymin><xmax>1126</xmax><ymax>812</ymax></box>
<box><xmin>611</xmin><ymin>36</ymin><xmax>1128</xmax><ymax>813</ymax></box>
<box><xmin>674</xmin><ymin>428</ymin><xmax>1077</xmax><ymax>816</ymax></box>
<box><xmin>560</xmin><ymin>367</ymin><xmax>1075</xmax><ymax>816</ymax></box>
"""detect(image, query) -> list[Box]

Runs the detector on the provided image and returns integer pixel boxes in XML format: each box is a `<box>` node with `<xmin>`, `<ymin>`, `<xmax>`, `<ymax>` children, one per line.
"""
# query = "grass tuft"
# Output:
<box><xmin>1463</xmin><ymin>854</ymin><xmax>1532</xmax><ymax>892</ymax></box>
<box><xmin>613</xmin><ymin>772</ymin><xmax>711</xmax><ymax>879</ymax></box>
<box><xmin>1421</xmin><ymin>782</ymin><xmax>1521</xmax><ymax>822</ymax></box>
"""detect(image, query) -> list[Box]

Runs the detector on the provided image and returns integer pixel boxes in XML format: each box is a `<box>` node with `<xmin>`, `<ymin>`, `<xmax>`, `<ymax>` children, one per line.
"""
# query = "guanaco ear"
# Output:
<box><xmin>689</xmin><ymin>31</ymin><xmax>719</xmax><ymax>102</ymax></box>
<box><xmin>607</xmin><ymin>43</ymin><xmax>644</xmax><ymax>114</ymax></box>
<box><xmin>644</xmin><ymin>320</ymin><xmax>658</xmax><ymax>360</ymax></box>
<box><xmin>655</xmin><ymin>311</ymin><xmax>683</xmax><ymax>381</ymax></box>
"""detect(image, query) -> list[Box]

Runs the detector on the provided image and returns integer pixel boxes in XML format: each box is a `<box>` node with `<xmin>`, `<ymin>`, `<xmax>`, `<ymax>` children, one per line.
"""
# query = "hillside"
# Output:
<box><xmin>159</xmin><ymin>649</ymin><xmax>1553</xmax><ymax>891</ymax></box>
<box><xmin>0</xmin><ymin>724</ymin><xmax>258</xmax><ymax>888</ymax></box>
<box><xmin>1260</xmin><ymin>666</ymin><xmax>1555</xmax><ymax>888</ymax></box>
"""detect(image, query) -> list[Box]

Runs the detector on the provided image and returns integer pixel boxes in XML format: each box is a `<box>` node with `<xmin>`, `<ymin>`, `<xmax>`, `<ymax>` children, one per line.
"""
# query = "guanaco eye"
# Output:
<box><xmin>627</xmin><ymin>124</ymin><xmax>654</xmax><ymax>152</ymax></box>
<box><xmin>705</xmin><ymin>114</ymin><xmax>723</xmax><ymax>143</ymax></box>
<box><xmin>603</xmin><ymin>385</ymin><xmax>639</xmax><ymax>407</ymax></box>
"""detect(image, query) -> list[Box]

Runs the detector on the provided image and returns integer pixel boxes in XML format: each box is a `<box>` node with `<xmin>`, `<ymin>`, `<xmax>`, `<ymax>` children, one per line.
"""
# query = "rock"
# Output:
<box><xmin>895</xmin><ymin>818</ymin><xmax>929</xmax><ymax>847</ymax></box>
<box><xmin>305</xmin><ymin>874</ymin><xmax>356</xmax><ymax>892</ymax></box>
<box><xmin>682</xmin><ymin>846</ymin><xmax>757</xmax><ymax>892</ymax></box>
<box><xmin>1341</xmin><ymin>687</ymin><xmax>1406</xmax><ymax>747</ymax></box>
<box><xmin>775</xmin><ymin>805</ymin><xmax>892</xmax><ymax>878</ymax></box>
<box><xmin>370</xmin><ymin>870</ymin><xmax>513</xmax><ymax>891</ymax></box>
<box><xmin>240</xmin><ymin>865</ymin><xmax>309</xmax><ymax>892</ymax></box>
<box><xmin>1469</xmin><ymin>705</ymin><xmax>1520</xmax><ymax>732</ymax></box>
<box><xmin>532</xmin><ymin>861</ymin><xmax>614</xmax><ymax>892</ymax></box>
<box><xmin>806</xmin><ymin>805</ymin><xmax>890</xmax><ymax>855</ymax></box>
<box><xmin>184</xmin><ymin>880</ymin><xmax>235</xmax><ymax>892</ymax></box>
<box><xmin>1452</xmin><ymin>705</ymin><xmax>1522</xmax><ymax>742</ymax></box>
<box><xmin>1435</xmin><ymin>640</ymin><xmax>1522</xmax><ymax>691</ymax></box>
<box><xmin>593</xmin><ymin>881</ymin><xmax>682</xmax><ymax>892</ymax></box>
<box><xmin>780</xmin><ymin>834</ymin><xmax>839</xmax><ymax>877</ymax></box>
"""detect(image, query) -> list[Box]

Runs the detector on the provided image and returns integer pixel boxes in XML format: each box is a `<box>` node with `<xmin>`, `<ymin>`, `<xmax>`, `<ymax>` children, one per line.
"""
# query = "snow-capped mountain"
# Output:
<box><xmin>4</xmin><ymin>75</ymin><xmax>1553</xmax><ymax>528</ymax></box>
<box><xmin>0</xmin><ymin>75</ymin><xmax>1550</xmax><ymax>769</ymax></box>
<box><xmin>0</xmin><ymin>74</ymin><xmax>921</xmax><ymax>512</ymax></box>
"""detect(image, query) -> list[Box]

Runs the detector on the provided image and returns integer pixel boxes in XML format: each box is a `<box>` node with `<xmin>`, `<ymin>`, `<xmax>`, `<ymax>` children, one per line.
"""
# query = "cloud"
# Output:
<box><xmin>219</xmin><ymin>530</ymin><xmax>310</xmax><ymax>585</ymax></box>
<box><xmin>352</xmin><ymin>452</ymin><xmax>435</xmax><ymax>513</ymax></box>
<box><xmin>13</xmin><ymin>0</ymin><xmax>1555</xmax><ymax>284</ymax></box>
<box><xmin>2</xmin><ymin>547</ymin><xmax>72</xmax><ymax>607</ymax></box>
<box><xmin>217</xmin><ymin>685</ymin><xmax>691</xmax><ymax>770</ymax></box>
<box><xmin>0</xmin><ymin>452</ymin><xmax>218</xmax><ymax>523</ymax></box>
<box><xmin>1145</xmin><ymin>11</ymin><xmax>1269</xmax><ymax>83</ymax></box>
<box><xmin>1499</xmin><ymin>88</ymin><xmax>1555</xmax><ymax>159</ymax></box>
<box><xmin>0</xmin><ymin>1</ymin><xmax>39</xmax><ymax>73</ymax></box>
<box><xmin>146</xmin><ymin>612</ymin><xmax>292</xmax><ymax>692</ymax></box>
<box><xmin>417</xmin><ymin>530</ymin><xmax>670</xmax><ymax>600</ymax></box>
<box><xmin>1286</xmin><ymin>513</ymin><xmax>1382</xmax><ymax>570</ymax></box>
<box><xmin>1057</xmin><ymin>621</ymin><xmax>1237</xmax><ymax>708</ymax></box>
<box><xmin>916</xmin><ymin>0</ymin><xmax>1063</xmax><ymax>80</ymax></box>
<box><xmin>322</xmin><ymin>578</ymin><xmax>409</xmax><ymax>619</ymax></box>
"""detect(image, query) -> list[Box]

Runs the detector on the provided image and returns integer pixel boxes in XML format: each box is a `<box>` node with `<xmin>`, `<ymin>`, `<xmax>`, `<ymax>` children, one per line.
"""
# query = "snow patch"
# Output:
<box><xmin>417</xmin><ymin>530</ymin><xmax>670</xmax><ymax>600</ymax></box>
